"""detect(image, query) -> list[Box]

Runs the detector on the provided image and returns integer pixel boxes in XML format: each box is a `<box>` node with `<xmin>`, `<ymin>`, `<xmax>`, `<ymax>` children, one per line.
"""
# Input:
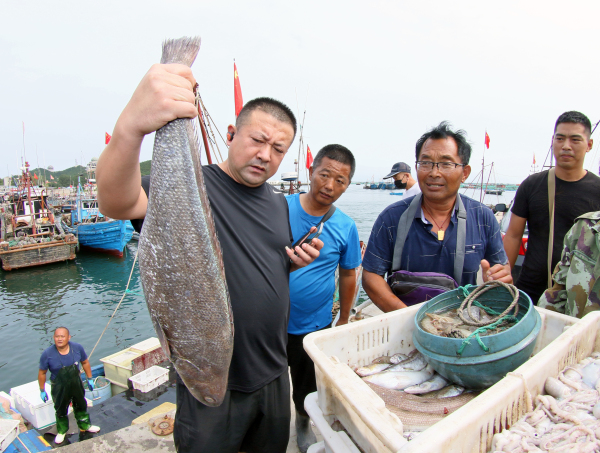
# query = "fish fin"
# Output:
<box><xmin>160</xmin><ymin>36</ymin><xmax>201</xmax><ymax>66</ymax></box>
<box><xmin>153</xmin><ymin>320</ymin><xmax>173</xmax><ymax>361</ymax></box>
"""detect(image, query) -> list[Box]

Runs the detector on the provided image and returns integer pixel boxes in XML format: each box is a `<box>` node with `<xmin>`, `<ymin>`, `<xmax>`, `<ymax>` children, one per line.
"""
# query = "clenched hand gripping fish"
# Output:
<box><xmin>138</xmin><ymin>36</ymin><xmax>234</xmax><ymax>407</ymax></box>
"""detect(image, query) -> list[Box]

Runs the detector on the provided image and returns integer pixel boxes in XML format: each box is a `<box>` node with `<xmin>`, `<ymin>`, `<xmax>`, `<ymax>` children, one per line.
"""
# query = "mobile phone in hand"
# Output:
<box><xmin>291</xmin><ymin>223</ymin><xmax>324</xmax><ymax>254</ymax></box>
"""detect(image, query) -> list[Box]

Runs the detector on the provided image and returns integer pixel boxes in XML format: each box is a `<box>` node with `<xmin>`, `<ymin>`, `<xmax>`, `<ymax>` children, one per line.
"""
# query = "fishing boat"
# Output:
<box><xmin>485</xmin><ymin>184</ymin><xmax>505</xmax><ymax>195</ymax></box>
<box><xmin>63</xmin><ymin>179</ymin><xmax>134</xmax><ymax>257</ymax></box>
<box><xmin>0</xmin><ymin>162</ymin><xmax>77</xmax><ymax>271</ymax></box>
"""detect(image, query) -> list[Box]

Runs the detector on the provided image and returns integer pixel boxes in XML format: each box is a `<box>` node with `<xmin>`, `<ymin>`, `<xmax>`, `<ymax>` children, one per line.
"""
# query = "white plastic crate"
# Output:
<box><xmin>129</xmin><ymin>366</ymin><xmax>169</xmax><ymax>393</ymax></box>
<box><xmin>303</xmin><ymin>304</ymin><xmax>581</xmax><ymax>453</ymax></box>
<box><xmin>9</xmin><ymin>381</ymin><xmax>72</xmax><ymax>430</ymax></box>
<box><xmin>0</xmin><ymin>419</ymin><xmax>19</xmax><ymax>452</ymax></box>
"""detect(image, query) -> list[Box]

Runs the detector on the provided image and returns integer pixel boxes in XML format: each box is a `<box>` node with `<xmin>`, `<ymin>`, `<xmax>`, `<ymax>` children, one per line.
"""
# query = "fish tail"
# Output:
<box><xmin>160</xmin><ymin>36</ymin><xmax>201</xmax><ymax>66</ymax></box>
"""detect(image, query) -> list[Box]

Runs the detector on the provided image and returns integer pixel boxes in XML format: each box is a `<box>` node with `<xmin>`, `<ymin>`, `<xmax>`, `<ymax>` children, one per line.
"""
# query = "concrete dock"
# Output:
<box><xmin>46</xmin><ymin>304</ymin><xmax>384</xmax><ymax>452</ymax></box>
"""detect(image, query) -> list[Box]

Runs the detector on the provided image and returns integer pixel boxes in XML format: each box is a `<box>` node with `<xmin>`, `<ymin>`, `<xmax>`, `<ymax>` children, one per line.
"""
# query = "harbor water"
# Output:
<box><xmin>0</xmin><ymin>185</ymin><xmax>516</xmax><ymax>393</ymax></box>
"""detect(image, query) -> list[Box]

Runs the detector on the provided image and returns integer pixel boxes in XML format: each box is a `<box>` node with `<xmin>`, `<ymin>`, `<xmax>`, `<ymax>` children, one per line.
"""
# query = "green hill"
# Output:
<box><xmin>3</xmin><ymin>161</ymin><xmax>152</xmax><ymax>186</ymax></box>
<box><xmin>140</xmin><ymin>160</ymin><xmax>151</xmax><ymax>176</ymax></box>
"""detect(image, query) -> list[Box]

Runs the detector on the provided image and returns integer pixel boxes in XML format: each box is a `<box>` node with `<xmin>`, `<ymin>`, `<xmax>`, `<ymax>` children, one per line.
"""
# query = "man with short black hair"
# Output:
<box><xmin>286</xmin><ymin>144</ymin><xmax>361</xmax><ymax>452</ymax></box>
<box><xmin>362</xmin><ymin>122</ymin><xmax>511</xmax><ymax>312</ymax></box>
<box><xmin>38</xmin><ymin>327</ymin><xmax>100</xmax><ymax>445</ymax></box>
<box><xmin>504</xmin><ymin>111</ymin><xmax>600</xmax><ymax>305</ymax></box>
<box><xmin>383</xmin><ymin>162</ymin><xmax>420</xmax><ymax>199</ymax></box>
<box><xmin>96</xmin><ymin>63</ymin><xmax>322</xmax><ymax>453</ymax></box>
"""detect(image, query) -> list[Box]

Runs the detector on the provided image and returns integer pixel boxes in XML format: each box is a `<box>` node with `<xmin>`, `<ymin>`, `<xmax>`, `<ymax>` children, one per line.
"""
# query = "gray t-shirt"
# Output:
<box><xmin>135</xmin><ymin>165</ymin><xmax>293</xmax><ymax>392</ymax></box>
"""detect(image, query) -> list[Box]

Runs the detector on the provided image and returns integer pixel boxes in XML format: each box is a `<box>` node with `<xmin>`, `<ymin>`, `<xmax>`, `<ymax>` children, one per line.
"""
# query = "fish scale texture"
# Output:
<box><xmin>139</xmin><ymin>37</ymin><xmax>233</xmax><ymax>408</ymax></box>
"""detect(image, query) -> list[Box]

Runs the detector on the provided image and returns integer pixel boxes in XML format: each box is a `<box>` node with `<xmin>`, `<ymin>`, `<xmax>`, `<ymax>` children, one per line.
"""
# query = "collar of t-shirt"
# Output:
<box><xmin>416</xmin><ymin>197</ymin><xmax>460</xmax><ymax>226</ymax></box>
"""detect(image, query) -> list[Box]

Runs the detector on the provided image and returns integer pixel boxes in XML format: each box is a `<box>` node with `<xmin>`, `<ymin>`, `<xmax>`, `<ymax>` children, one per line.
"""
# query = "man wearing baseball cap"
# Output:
<box><xmin>384</xmin><ymin>162</ymin><xmax>420</xmax><ymax>199</ymax></box>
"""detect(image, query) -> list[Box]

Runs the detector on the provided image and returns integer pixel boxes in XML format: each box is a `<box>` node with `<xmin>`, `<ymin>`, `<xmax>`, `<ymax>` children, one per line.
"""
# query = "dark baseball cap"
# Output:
<box><xmin>383</xmin><ymin>162</ymin><xmax>411</xmax><ymax>179</ymax></box>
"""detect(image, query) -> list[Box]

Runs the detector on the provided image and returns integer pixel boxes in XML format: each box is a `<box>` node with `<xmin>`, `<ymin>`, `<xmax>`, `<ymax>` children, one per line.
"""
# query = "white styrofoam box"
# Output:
<box><xmin>9</xmin><ymin>381</ymin><xmax>69</xmax><ymax>430</ymax></box>
<box><xmin>100</xmin><ymin>349</ymin><xmax>141</xmax><ymax>389</ymax></box>
<box><xmin>303</xmin><ymin>304</ymin><xmax>580</xmax><ymax>453</ymax></box>
<box><xmin>129</xmin><ymin>337</ymin><xmax>160</xmax><ymax>353</ymax></box>
<box><xmin>100</xmin><ymin>338</ymin><xmax>163</xmax><ymax>389</ymax></box>
<box><xmin>0</xmin><ymin>419</ymin><xmax>19</xmax><ymax>452</ymax></box>
<box><xmin>129</xmin><ymin>366</ymin><xmax>169</xmax><ymax>393</ymax></box>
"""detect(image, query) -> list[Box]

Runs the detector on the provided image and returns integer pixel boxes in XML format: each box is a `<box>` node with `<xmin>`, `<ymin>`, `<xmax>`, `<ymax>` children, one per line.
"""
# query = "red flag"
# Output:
<box><xmin>306</xmin><ymin>146</ymin><xmax>314</xmax><ymax>169</ymax></box>
<box><xmin>50</xmin><ymin>175</ymin><xmax>54</xmax><ymax>180</ymax></box>
<box><xmin>533</xmin><ymin>153</ymin><xmax>536</xmax><ymax>165</ymax></box>
<box><xmin>33</xmin><ymin>173</ymin><xmax>38</xmax><ymax>179</ymax></box>
<box><xmin>484</xmin><ymin>131</ymin><xmax>490</xmax><ymax>149</ymax></box>
<box><xmin>234</xmin><ymin>63</ymin><xmax>243</xmax><ymax>117</ymax></box>
<box><xmin>105</xmin><ymin>132</ymin><xmax>112</xmax><ymax>144</ymax></box>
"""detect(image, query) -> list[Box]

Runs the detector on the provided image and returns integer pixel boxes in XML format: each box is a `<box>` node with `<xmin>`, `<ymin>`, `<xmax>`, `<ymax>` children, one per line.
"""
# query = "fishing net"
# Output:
<box><xmin>365</xmin><ymin>381</ymin><xmax>479</xmax><ymax>431</ymax></box>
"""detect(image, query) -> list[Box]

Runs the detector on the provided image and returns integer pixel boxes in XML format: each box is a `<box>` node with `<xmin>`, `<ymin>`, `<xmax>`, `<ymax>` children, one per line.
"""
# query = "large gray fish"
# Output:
<box><xmin>138</xmin><ymin>36</ymin><xmax>234</xmax><ymax>407</ymax></box>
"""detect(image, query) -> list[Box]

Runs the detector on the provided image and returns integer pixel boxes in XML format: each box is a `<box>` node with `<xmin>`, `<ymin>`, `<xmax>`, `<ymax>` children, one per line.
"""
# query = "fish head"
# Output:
<box><xmin>176</xmin><ymin>358</ymin><xmax>228</xmax><ymax>407</ymax></box>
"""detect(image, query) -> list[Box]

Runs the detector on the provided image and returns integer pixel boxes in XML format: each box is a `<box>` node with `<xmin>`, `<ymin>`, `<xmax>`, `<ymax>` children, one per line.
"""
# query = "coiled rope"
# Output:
<box><xmin>458</xmin><ymin>280</ymin><xmax>519</xmax><ymax>326</ymax></box>
<box><xmin>455</xmin><ymin>281</ymin><xmax>521</xmax><ymax>356</ymax></box>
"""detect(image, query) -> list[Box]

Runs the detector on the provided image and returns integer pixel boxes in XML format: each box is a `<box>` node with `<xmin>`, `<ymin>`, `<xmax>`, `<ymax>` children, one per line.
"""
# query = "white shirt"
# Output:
<box><xmin>401</xmin><ymin>183</ymin><xmax>421</xmax><ymax>200</ymax></box>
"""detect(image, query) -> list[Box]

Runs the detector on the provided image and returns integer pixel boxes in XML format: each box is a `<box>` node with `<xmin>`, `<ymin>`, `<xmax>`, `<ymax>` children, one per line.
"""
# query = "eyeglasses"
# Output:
<box><xmin>416</xmin><ymin>161</ymin><xmax>465</xmax><ymax>172</ymax></box>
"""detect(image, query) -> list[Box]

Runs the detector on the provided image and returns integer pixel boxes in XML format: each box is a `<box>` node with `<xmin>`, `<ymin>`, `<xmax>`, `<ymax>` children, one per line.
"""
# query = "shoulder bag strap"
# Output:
<box><xmin>319</xmin><ymin>205</ymin><xmax>337</xmax><ymax>224</ymax></box>
<box><xmin>392</xmin><ymin>193</ymin><xmax>422</xmax><ymax>271</ymax></box>
<box><xmin>453</xmin><ymin>195</ymin><xmax>467</xmax><ymax>286</ymax></box>
<box><xmin>547</xmin><ymin>168</ymin><xmax>556</xmax><ymax>288</ymax></box>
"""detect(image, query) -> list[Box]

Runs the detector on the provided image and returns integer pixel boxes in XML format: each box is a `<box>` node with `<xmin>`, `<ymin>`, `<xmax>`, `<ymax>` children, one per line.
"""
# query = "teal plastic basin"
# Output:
<box><xmin>413</xmin><ymin>286</ymin><xmax>541</xmax><ymax>389</ymax></box>
<box><xmin>83</xmin><ymin>376</ymin><xmax>111</xmax><ymax>405</ymax></box>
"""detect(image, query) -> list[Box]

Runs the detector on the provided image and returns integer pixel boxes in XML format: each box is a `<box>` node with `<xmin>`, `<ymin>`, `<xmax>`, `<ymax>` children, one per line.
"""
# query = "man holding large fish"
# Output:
<box><xmin>97</xmin><ymin>37</ymin><xmax>322</xmax><ymax>453</ymax></box>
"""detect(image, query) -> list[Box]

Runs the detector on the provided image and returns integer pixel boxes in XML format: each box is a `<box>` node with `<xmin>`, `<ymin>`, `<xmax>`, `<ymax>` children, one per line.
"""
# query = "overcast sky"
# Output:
<box><xmin>2</xmin><ymin>0</ymin><xmax>599</xmax><ymax>184</ymax></box>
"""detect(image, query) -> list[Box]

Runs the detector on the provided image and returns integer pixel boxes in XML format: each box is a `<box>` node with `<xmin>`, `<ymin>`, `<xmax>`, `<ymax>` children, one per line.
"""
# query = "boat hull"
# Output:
<box><xmin>0</xmin><ymin>239</ymin><xmax>77</xmax><ymax>270</ymax></box>
<box><xmin>69</xmin><ymin>220</ymin><xmax>134</xmax><ymax>258</ymax></box>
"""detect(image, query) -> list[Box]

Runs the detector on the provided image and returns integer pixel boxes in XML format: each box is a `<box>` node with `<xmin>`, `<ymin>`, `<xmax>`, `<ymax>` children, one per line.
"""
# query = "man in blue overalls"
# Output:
<box><xmin>38</xmin><ymin>327</ymin><xmax>100</xmax><ymax>444</ymax></box>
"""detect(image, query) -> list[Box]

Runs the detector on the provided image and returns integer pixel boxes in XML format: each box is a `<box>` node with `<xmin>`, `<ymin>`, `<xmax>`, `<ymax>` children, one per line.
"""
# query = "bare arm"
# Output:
<box><xmin>97</xmin><ymin>64</ymin><xmax>198</xmax><ymax>220</ymax></box>
<box><xmin>362</xmin><ymin>270</ymin><xmax>407</xmax><ymax>313</ymax></box>
<box><xmin>503</xmin><ymin>213</ymin><xmax>527</xmax><ymax>269</ymax></box>
<box><xmin>38</xmin><ymin>369</ymin><xmax>47</xmax><ymax>391</ymax></box>
<box><xmin>81</xmin><ymin>359</ymin><xmax>92</xmax><ymax>379</ymax></box>
<box><xmin>336</xmin><ymin>268</ymin><xmax>357</xmax><ymax>326</ymax></box>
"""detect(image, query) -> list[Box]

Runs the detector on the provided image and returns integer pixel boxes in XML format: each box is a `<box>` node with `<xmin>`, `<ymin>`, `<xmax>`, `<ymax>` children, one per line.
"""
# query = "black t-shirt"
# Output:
<box><xmin>511</xmin><ymin>170</ymin><xmax>600</xmax><ymax>303</ymax></box>
<box><xmin>134</xmin><ymin>165</ymin><xmax>293</xmax><ymax>392</ymax></box>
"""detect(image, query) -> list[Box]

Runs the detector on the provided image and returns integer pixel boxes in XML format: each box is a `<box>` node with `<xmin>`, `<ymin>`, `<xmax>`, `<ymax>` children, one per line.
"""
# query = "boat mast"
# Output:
<box><xmin>77</xmin><ymin>176</ymin><xmax>82</xmax><ymax>225</ymax></box>
<box><xmin>24</xmin><ymin>162</ymin><xmax>36</xmax><ymax>235</ymax></box>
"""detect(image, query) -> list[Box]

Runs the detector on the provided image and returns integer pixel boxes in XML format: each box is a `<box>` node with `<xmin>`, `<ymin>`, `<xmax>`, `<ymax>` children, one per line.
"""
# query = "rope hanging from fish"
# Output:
<box><xmin>88</xmin><ymin>249</ymin><xmax>139</xmax><ymax>360</ymax></box>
